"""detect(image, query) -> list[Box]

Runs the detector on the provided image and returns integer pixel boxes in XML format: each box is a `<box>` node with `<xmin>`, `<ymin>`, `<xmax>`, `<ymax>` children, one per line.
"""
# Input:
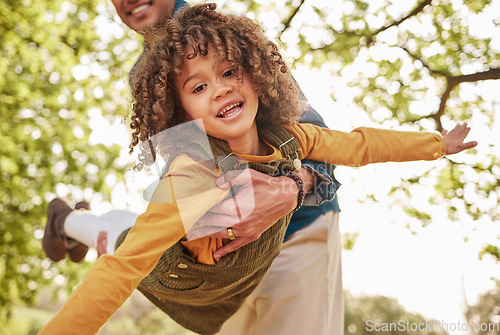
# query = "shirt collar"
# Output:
<box><xmin>174</xmin><ymin>0</ymin><xmax>188</xmax><ymax>17</ymax></box>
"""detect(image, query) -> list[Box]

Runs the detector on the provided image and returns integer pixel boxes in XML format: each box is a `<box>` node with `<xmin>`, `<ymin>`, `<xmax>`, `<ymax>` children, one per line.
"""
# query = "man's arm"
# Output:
<box><xmin>197</xmin><ymin>167</ymin><xmax>315</xmax><ymax>259</ymax></box>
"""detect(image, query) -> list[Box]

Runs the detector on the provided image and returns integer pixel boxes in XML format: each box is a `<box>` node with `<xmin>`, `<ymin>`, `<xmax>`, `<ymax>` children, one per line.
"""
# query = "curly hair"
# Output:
<box><xmin>130</xmin><ymin>3</ymin><xmax>302</xmax><ymax>170</ymax></box>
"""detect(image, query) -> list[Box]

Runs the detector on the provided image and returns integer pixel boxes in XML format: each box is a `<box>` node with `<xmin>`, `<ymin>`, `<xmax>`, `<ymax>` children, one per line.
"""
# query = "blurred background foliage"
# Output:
<box><xmin>344</xmin><ymin>291</ymin><xmax>449</xmax><ymax>335</ymax></box>
<box><xmin>227</xmin><ymin>0</ymin><xmax>499</xmax><ymax>245</ymax></box>
<box><xmin>1</xmin><ymin>0</ymin><xmax>498</xmax><ymax>333</ymax></box>
<box><xmin>2</xmin><ymin>288</ymin><xmax>499</xmax><ymax>334</ymax></box>
<box><xmin>0</xmin><ymin>0</ymin><xmax>137</xmax><ymax>320</ymax></box>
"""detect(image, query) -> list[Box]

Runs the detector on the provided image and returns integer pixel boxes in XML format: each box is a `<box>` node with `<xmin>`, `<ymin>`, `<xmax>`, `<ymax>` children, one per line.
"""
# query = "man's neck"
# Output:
<box><xmin>140</xmin><ymin>0</ymin><xmax>188</xmax><ymax>45</ymax></box>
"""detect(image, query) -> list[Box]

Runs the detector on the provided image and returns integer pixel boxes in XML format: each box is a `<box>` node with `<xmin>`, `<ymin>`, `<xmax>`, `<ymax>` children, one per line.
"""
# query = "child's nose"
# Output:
<box><xmin>213</xmin><ymin>83</ymin><xmax>233</xmax><ymax>100</ymax></box>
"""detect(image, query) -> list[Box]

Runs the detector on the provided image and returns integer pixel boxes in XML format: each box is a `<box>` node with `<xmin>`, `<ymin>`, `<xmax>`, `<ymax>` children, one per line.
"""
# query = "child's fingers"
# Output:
<box><xmin>97</xmin><ymin>231</ymin><xmax>108</xmax><ymax>257</ymax></box>
<box><xmin>461</xmin><ymin>141</ymin><xmax>478</xmax><ymax>150</ymax></box>
<box><xmin>447</xmin><ymin>123</ymin><xmax>471</xmax><ymax>140</ymax></box>
<box><xmin>456</xmin><ymin>124</ymin><xmax>472</xmax><ymax>142</ymax></box>
<box><xmin>460</xmin><ymin>123</ymin><xmax>471</xmax><ymax>135</ymax></box>
<box><xmin>454</xmin><ymin>122</ymin><xmax>469</xmax><ymax>131</ymax></box>
<box><xmin>462</xmin><ymin>126</ymin><xmax>471</xmax><ymax>139</ymax></box>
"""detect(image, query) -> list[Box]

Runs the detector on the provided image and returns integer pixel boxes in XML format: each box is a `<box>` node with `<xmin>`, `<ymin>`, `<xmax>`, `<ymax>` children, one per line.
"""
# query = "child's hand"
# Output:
<box><xmin>441</xmin><ymin>122</ymin><xmax>477</xmax><ymax>155</ymax></box>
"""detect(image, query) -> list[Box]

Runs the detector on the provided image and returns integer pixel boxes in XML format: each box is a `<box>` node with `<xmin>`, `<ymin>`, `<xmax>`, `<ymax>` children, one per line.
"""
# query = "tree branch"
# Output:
<box><xmin>399</xmin><ymin>45</ymin><xmax>451</xmax><ymax>77</ymax></box>
<box><xmin>282</xmin><ymin>0</ymin><xmax>306</xmax><ymax>33</ymax></box>
<box><xmin>450</xmin><ymin>68</ymin><xmax>500</xmax><ymax>84</ymax></box>
<box><xmin>399</xmin><ymin>44</ymin><xmax>500</xmax><ymax>130</ymax></box>
<box><xmin>309</xmin><ymin>0</ymin><xmax>433</xmax><ymax>51</ymax></box>
<box><xmin>433</xmin><ymin>84</ymin><xmax>453</xmax><ymax>131</ymax></box>
<box><xmin>404</xmin><ymin>68</ymin><xmax>500</xmax><ymax>130</ymax></box>
<box><xmin>433</xmin><ymin>68</ymin><xmax>500</xmax><ymax>131</ymax></box>
<box><xmin>371</xmin><ymin>0</ymin><xmax>432</xmax><ymax>37</ymax></box>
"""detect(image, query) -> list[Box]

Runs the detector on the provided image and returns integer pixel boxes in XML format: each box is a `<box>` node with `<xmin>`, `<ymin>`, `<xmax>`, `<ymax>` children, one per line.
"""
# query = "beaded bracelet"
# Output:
<box><xmin>281</xmin><ymin>170</ymin><xmax>306</xmax><ymax>212</ymax></box>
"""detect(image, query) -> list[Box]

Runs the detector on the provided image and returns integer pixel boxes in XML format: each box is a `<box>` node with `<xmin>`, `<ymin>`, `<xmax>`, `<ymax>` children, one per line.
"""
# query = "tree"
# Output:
<box><xmin>0</xmin><ymin>0</ymin><xmax>139</xmax><ymax>319</ymax></box>
<box><xmin>465</xmin><ymin>289</ymin><xmax>500</xmax><ymax>334</ymax></box>
<box><xmin>1</xmin><ymin>0</ymin><xmax>499</xmax><ymax>324</ymax></box>
<box><xmin>344</xmin><ymin>291</ymin><xmax>449</xmax><ymax>334</ymax></box>
<box><xmin>222</xmin><ymin>0</ymin><xmax>499</xmax><ymax>268</ymax></box>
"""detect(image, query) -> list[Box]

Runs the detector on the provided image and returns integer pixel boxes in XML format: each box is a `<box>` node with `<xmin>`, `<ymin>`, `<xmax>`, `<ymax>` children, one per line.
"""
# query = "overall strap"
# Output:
<box><xmin>258</xmin><ymin>122</ymin><xmax>300</xmax><ymax>160</ymax></box>
<box><xmin>209</xmin><ymin>122</ymin><xmax>302</xmax><ymax>175</ymax></box>
<box><xmin>207</xmin><ymin>137</ymin><xmax>240</xmax><ymax>173</ymax></box>
<box><xmin>258</xmin><ymin>122</ymin><xmax>302</xmax><ymax>173</ymax></box>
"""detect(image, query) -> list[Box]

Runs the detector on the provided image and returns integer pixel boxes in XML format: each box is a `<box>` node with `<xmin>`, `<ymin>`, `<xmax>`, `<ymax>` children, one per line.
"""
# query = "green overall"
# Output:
<box><xmin>116</xmin><ymin>122</ymin><xmax>301</xmax><ymax>334</ymax></box>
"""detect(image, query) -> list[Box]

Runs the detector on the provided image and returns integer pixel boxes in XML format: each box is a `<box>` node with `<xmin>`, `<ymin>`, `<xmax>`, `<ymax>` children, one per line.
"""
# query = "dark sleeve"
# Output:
<box><xmin>293</xmin><ymin>77</ymin><xmax>339</xmax><ymax>205</ymax></box>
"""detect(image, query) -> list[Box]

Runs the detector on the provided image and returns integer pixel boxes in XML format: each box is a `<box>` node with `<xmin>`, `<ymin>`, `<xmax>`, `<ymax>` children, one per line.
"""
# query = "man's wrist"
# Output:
<box><xmin>276</xmin><ymin>173</ymin><xmax>301</xmax><ymax>213</ymax></box>
<box><xmin>281</xmin><ymin>170</ymin><xmax>306</xmax><ymax>212</ymax></box>
<box><xmin>300</xmin><ymin>161</ymin><xmax>340</xmax><ymax>206</ymax></box>
<box><xmin>295</xmin><ymin>167</ymin><xmax>315</xmax><ymax>193</ymax></box>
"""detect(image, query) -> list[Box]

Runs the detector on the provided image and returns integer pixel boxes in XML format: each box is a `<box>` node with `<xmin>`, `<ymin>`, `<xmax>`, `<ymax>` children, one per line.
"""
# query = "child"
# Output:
<box><xmin>40</xmin><ymin>4</ymin><xmax>476</xmax><ymax>334</ymax></box>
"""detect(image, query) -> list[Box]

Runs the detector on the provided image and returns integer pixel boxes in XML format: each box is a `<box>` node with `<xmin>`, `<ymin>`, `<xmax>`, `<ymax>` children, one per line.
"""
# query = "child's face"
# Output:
<box><xmin>176</xmin><ymin>46</ymin><xmax>260</xmax><ymax>149</ymax></box>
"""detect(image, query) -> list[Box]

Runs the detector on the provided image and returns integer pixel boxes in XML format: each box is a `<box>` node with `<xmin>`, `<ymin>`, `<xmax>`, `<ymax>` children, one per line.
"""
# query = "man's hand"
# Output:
<box><xmin>191</xmin><ymin>168</ymin><xmax>315</xmax><ymax>259</ymax></box>
<box><xmin>442</xmin><ymin>122</ymin><xmax>477</xmax><ymax>155</ymax></box>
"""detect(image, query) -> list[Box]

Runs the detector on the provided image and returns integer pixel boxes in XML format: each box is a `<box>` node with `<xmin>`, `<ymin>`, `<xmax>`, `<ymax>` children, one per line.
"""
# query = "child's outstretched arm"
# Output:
<box><xmin>441</xmin><ymin>122</ymin><xmax>477</xmax><ymax>155</ymax></box>
<box><xmin>284</xmin><ymin>122</ymin><xmax>477</xmax><ymax>166</ymax></box>
<box><xmin>40</xmin><ymin>155</ymin><xmax>230</xmax><ymax>334</ymax></box>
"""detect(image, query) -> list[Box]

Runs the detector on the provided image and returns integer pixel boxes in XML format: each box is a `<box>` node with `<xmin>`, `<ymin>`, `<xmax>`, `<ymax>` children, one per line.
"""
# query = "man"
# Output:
<box><xmin>47</xmin><ymin>0</ymin><xmax>343</xmax><ymax>333</ymax></box>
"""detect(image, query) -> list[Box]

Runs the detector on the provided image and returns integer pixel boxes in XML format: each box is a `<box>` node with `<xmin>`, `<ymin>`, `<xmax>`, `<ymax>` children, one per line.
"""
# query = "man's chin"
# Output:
<box><xmin>137</xmin><ymin>19</ymin><xmax>167</xmax><ymax>40</ymax></box>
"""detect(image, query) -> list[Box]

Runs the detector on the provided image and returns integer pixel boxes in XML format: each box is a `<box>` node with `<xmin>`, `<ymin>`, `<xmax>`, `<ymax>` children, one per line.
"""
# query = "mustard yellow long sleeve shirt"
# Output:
<box><xmin>40</xmin><ymin>123</ymin><xmax>445</xmax><ymax>334</ymax></box>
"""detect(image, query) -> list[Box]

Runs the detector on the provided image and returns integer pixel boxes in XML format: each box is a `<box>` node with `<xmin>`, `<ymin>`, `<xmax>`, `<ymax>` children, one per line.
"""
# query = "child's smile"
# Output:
<box><xmin>176</xmin><ymin>45</ymin><xmax>262</xmax><ymax>156</ymax></box>
<box><xmin>217</xmin><ymin>102</ymin><xmax>243</xmax><ymax>119</ymax></box>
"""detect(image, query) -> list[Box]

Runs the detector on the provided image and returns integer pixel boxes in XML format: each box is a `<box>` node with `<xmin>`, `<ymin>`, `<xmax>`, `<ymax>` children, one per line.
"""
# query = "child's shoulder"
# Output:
<box><xmin>168</xmin><ymin>153</ymin><xmax>203</xmax><ymax>171</ymax></box>
<box><xmin>163</xmin><ymin>153</ymin><xmax>218</xmax><ymax>180</ymax></box>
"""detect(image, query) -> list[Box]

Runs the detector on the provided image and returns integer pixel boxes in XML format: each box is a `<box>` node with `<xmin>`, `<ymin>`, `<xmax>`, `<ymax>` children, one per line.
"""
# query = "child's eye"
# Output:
<box><xmin>222</xmin><ymin>69</ymin><xmax>235</xmax><ymax>77</ymax></box>
<box><xmin>193</xmin><ymin>84</ymin><xmax>206</xmax><ymax>93</ymax></box>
